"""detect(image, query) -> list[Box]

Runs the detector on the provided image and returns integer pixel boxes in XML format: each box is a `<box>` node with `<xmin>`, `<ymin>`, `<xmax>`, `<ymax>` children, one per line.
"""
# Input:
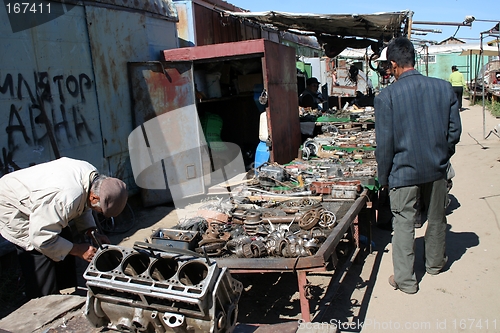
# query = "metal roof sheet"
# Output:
<box><xmin>223</xmin><ymin>10</ymin><xmax>412</xmax><ymax>41</ymax></box>
<box><xmin>63</xmin><ymin>0</ymin><xmax>178</xmax><ymax>19</ymax></box>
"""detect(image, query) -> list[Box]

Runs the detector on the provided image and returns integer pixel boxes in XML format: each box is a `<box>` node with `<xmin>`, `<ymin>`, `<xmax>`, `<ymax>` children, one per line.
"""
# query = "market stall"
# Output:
<box><xmin>142</xmin><ymin>104</ymin><xmax>378</xmax><ymax>322</ymax></box>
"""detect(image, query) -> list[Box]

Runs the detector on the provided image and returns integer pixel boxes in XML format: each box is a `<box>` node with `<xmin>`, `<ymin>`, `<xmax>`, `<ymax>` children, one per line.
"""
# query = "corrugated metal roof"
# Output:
<box><xmin>425</xmin><ymin>43</ymin><xmax>474</xmax><ymax>54</ymax></box>
<box><xmin>422</xmin><ymin>43</ymin><xmax>499</xmax><ymax>56</ymax></box>
<box><xmin>338</xmin><ymin>48</ymin><xmax>371</xmax><ymax>59</ymax></box>
<box><xmin>199</xmin><ymin>0</ymin><xmax>246</xmax><ymax>12</ymax></box>
<box><xmin>59</xmin><ymin>0</ymin><xmax>178</xmax><ymax>19</ymax></box>
<box><xmin>223</xmin><ymin>10</ymin><xmax>412</xmax><ymax>41</ymax></box>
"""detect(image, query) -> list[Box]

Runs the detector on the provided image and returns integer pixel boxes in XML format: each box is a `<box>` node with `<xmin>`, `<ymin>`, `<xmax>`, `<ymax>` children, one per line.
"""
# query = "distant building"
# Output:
<box><xmin>415</xmin><ymin>43</ymin><xmax>490</xmax><ymax>84</ymax></box>
<box><xmin>437</xmin><ymin>37</ymin><xmax>466</xmax><ymax>45</ymax></box>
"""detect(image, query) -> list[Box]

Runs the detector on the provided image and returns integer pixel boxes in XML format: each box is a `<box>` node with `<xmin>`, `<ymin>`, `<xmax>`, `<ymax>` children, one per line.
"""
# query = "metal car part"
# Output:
<box><xmin>299</xmin><ymin>209</ymin><xmax>321</xmax><ymax>230</ymax></box>
<box><xmin>84</xmin><ymin>244</ymin><xmax>243</xmax><ymax>333</ymax></box>
<box><xmin>319</xmin><ymin>210</ymin><xmax>338</xmax><ymax>229</ymax></box>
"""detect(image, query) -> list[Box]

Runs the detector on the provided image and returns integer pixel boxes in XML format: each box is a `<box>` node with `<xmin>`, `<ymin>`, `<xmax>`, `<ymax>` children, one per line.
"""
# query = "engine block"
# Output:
<box><xmin>83</xmin><ymin>244</ymin><xmax>243</xmax><ymax>333</ymax></box>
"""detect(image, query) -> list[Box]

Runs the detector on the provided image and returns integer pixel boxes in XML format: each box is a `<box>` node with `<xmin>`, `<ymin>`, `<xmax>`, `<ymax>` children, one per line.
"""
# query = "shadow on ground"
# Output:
<box><xmin>106</xmin><ymin>194</ymin><xmax>175</xmax><ymax>245</ymax></box>
<box><xmin>311</xmin><ymin>196</ymin><xmax>480</xmax><ymax>332</ymax></box>
<box><xmin>234</xmin><ymin>273</ymin><xmax>306</xmax><ymax>325</ymax></box>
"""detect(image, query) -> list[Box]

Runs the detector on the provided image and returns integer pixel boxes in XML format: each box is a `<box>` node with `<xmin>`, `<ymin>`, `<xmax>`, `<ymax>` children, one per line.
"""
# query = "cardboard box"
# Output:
<box><xmin>237</xmin><ymin>73</ymin><xmax>263</xmax><ymax>92</ymax></box>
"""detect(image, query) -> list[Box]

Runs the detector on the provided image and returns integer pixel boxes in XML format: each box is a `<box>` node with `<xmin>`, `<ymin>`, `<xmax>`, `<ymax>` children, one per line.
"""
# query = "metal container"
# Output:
<box><xmin>151</xmin><ymin>229</ymin><xmax>200</xmax><ymax>250</ymax></box>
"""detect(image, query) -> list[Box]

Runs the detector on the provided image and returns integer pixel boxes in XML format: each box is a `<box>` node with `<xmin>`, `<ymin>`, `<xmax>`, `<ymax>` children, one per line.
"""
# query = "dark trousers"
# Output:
<box><xmin>15</xmin><ymin>227</ymin><xmax>77</xmax><ymax>299</ymax></box>
<box><xmin>452</xmin><ymin>86</ymin><xmax>463</xmax><ymax>109</ymax></box>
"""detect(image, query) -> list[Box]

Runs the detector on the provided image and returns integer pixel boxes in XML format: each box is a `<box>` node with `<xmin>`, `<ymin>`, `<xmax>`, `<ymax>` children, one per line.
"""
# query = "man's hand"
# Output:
<box><xmin>94</xmin><ymin>232</ymin><xmax>110</xmax><ymax>246</ymax></box>
<box><xmin>85</xmin><ymin>228</ymin><xmax>111</xmax><ymax>247</ymax></box>
<box><xmin>379</xmin><ymin>185</ymin><xmax>390</xmax><ymax>204</ymax></box>
<box><xmin>69</xmin><ymin>243</ymin><xmax>98</xmax><ymax>262</ymax></box>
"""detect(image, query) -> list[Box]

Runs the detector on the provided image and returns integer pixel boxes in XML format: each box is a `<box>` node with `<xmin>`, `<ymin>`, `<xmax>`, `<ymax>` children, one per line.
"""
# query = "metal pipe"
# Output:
<box><xmin>412</xmin><ymin>21</ymin><xmax>472</xmax><ymax>27</ymax></box>
<box><xmin>411</xmin><ymin>28</ymin><xmax>442</xmax><ymax>33</ymax></box>
<box><xmin>263</xmin><ymin>216</ymin><xmax>299</xmax><ymax>223</ymax></box>
<box><xmin>91</xmin><ymin>230</ymin><xmax>103</xmax><ymax>250</ymax></box>
<box><xmin>481</xmin><ymin>33</ymin><xmax>486</xmax><ymax>139</ymax></box>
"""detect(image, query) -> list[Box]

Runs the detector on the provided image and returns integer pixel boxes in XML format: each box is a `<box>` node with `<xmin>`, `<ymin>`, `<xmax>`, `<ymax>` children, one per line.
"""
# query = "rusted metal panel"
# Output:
<box><xmin>162</xmin><ymin>39</ymin><xmax>301</xmax><ymax>165</ymax></box>
<box><xmin>103</xmin><ymin>0</ymin><xmax>178</xmax><ymax>18</ymax></box>
<box><xmin>262</xmin><ymin>40</ymin><xmax>301</xmax><ymax>164</ymax></box>
<box><xmin>242</xmin><ymin>22</ymin><xmax>259</xmax><ymax>41</ymax></box>
<box><xmin>128</xmin><ymin>62</ymin><xmax>208</xmax><ymax>206</ymax></box>
<box><xmin>173</xmin><ymin>0</ymin><xmax>281</xmax><ymax>47</ymax></box>
<box><xmin>175</xmin><ymin>2</ymin><xmax>196</xmax><ymax>47</ymax></box>
<box><xmin>190</xmin><ymin>2</ymin><xmax>265</xmax><ymax>46</ymax></box>
<box><xmin>85</xmin><ymin>6</ymin><xmax>179</xmax><ymax>161</ymax></box>
<box><xmin>0</xmin><ymin>0</ymin><xmax>180</xmax><ymax>193</ymax></box>
<box><xmin>0</xmin><ymin>5</ymin><xmax>104</xmax><ymax>172</ymax></box>
<box><xmin>199</xmin><ymin>0</ymin><xmax>245</xmax><ymax>12</ymax></box>
<box><xmin>28</xmin><ymin>0</ymin><xmax>178</xmax><ymax>18</ymax></box>
<box><xmin>193</xmin><ymin>4</ymin><xmax>213</xmax><ymax>45</ymax></box>
<box><xmin>193</xmin><ymin>2</ymin><xmax>243</xmax><ymax>46</ymax></box>
<box><xmin>129</xmin><ymin>62</ymin><xmax>195</xmax><ymax>123</ymax></box>
<box><xmin>162</xmin><ymin>39</ymin><xmax>266</xmax><ymax>62</ymax></box>
<box><xmin>216</xmin><ymin>255</ymin><xmax>325</xmax><ymax>271</ymax></box>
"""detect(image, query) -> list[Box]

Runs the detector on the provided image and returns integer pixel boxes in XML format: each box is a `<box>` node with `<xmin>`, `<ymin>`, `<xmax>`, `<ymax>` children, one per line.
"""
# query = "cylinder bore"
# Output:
<box><xmin>122</xmin><ymin>252</ymin><xmax>151</xmax><ymax>277</ymax></box>
<box><xmin>178</xmin><ymin>261</ymin><xmax>208</xmax><ymax>286</ymax></box>
<box><xmin>150</xmin><ymin>257</ymin><xmax>179</xmax><ymax>281</ymax></box>
<box><xmin>95</xmin><ymin>249</ymin><xmax>123</xmax><ymax>272</ymax></box>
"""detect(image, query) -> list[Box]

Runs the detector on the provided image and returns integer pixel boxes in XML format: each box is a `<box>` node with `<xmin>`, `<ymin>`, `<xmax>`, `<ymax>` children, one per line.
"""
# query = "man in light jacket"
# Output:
<box><xmin>0</xmin><ymin>157</ymin><xmax>128</xmax><ymax>299</ymax></box>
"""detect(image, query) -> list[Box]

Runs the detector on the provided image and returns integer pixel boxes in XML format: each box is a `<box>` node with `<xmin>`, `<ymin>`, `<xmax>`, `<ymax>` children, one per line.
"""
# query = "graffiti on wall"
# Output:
<box><xmin>0</xmin><ymin>71</ymin><xmax>96</xmax><ymax>174</ymax></box>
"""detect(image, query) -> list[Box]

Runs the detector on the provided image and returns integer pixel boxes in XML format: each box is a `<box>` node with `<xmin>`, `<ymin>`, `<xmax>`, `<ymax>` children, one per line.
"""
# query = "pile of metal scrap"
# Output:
<box><xmin>167</xmin><ymin>196</ymin><xmax>335</xmax><ymax>259</ymax></box>
<box><xmin>145</xmin><ymin>106</ymin><xmax>377</xmax><ymax>261</ymax></box>
<box><xmin>298</xmin><ymin>107</ymin><xmax>377</xmax><ymax>180</ymax></box>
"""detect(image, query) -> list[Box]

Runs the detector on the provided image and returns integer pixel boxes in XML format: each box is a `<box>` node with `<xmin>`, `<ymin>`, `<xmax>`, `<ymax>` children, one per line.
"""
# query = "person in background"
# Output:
<box><xmin>376</xmin><ymin>47</ymin><xmax>396</xmax><ymax>85</ymax></box>
<box><xmin>348</xmin><ymin>65</ymin><xmax>374</xmax><ymax>96</ymax></box>
<box><xmin>299</xmin><ymin>77</ymin><xmax>324</xmax><ymax>110</ymax></box>
<box><xmin>375</xmin><ymin>37</ymin><xmax>462</xmax><ymax>294</ymax></box>
<box><xmin>0</xmin><ymin>157</ymin><xmax>128</xmax><ymax>299</ymax></box>
<box><xmin>493</xmin><ymin>73</ymin><xmax>500</xmax><ymax>84</ymax></box>
<box><xmin>449</xmin><ymin>65</ymin><xmax>468</xmax><ymax>111</ymax></box>
<box><xmin>374</xmin><ymin>46</ymin><xmax>396</xmax><ymax>232</ymax></box>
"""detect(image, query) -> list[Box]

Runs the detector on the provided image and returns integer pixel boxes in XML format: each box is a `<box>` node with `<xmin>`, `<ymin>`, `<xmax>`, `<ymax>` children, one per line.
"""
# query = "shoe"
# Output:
<box><xmin>388</xmin><ymin>275</ymin><xmax>418</xmax><ymax>294</ymax></box>
<box><xmin>427</xmin><ymin>256</ymin><xmax>448</xmax><ymax>275</ymax></box>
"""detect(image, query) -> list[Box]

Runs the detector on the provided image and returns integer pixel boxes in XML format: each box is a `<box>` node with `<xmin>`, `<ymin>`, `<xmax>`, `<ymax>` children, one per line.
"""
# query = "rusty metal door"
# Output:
<box><xmin>160</xmin><ymin>39</ymin><xmax>302</xmax><ymax>165</ymax></box>
<box><xmin>128</xmin><ymin>62</ymin><xmax>209</xmax><ymax>205</ymax></box>
<box><xmin>262</xmin><ymin>40</ymin><xmax>302</xmax><ymax>164</ymax></box>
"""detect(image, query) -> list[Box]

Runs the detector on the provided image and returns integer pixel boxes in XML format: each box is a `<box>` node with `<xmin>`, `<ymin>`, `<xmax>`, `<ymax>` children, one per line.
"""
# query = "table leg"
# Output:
<box><xmin>297</xmin><ymin>270</ymin><xmax>311</xmax><ymax>322</ymax></box>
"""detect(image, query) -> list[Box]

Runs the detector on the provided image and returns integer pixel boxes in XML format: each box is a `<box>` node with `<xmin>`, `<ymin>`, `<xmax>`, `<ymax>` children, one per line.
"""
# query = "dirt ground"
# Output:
<box><xmin>320</xmin><ymin>99</ymin><xmax>500</xmax><ymax>333</ymax></box>
<box><xmin>1</xmin><ymin>98</ymin><xmax>500</xmax><ymax>333</ymax></box>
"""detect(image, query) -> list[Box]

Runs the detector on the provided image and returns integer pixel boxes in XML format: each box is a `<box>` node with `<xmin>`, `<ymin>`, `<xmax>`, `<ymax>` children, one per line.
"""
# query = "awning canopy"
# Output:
<box><xmin>225</xmin><ymin>10</ymin><xmax>411</xmax><ymax>40</ymax></box>
<box><xmin>459</xmin><ymin>45</ymin><xmax>500</xmax><ymax>57</ymax></box>
<box><xmin>224</xmin><ymin>10</ymin><xmax>412</xmax><ymax>57</ymax></box>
